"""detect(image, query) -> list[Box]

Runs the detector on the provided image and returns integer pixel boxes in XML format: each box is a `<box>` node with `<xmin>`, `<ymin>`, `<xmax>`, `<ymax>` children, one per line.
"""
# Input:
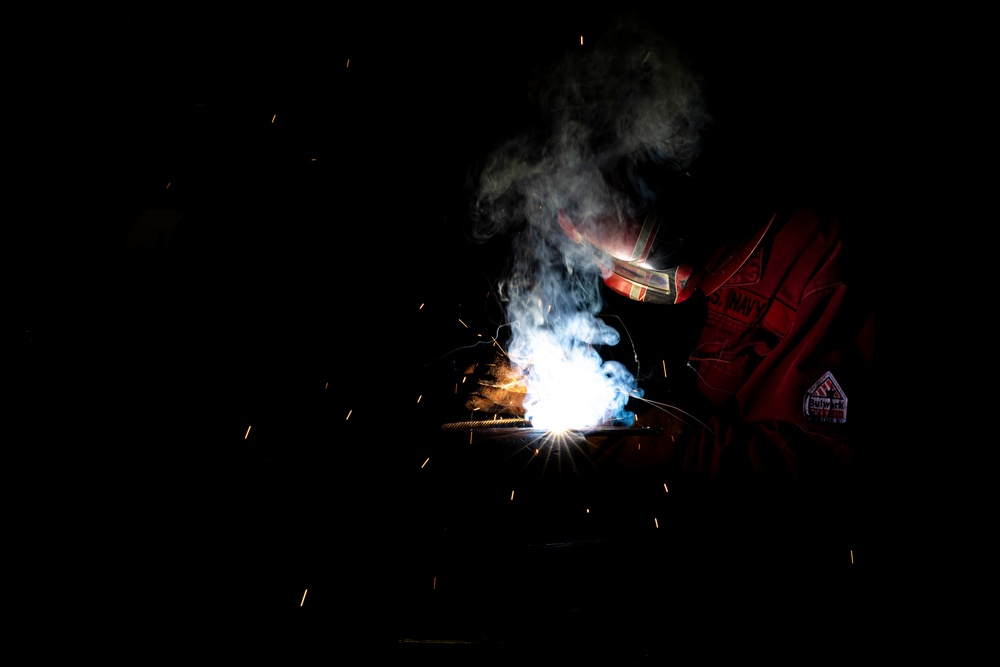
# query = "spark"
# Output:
<box><xmin>580</xmin><ymin>35</ymin><xmax>584</xmax><ymax>45</ymax></box>
<box><xmin>586</xmin><ymin>508</ymin><xmax>590</xmax><ymax>514</ymax></box>
<box><xmin>345</xmin><ymin>410</ymin><xmax>352</xmax><ymax>420</ymax></box>
<box><xmin>510</xmin><ymin>490</ymin><xmax>515</xmax><ymax>500</ymax></box>
<box><xmin>417</xmin><ymin>394</ymin><xmax>422</xmax><ymax>403</ymax></box>
<box><xmin>346</xmin><ymin>58</ymin><xmax>350</xmax><ymax>68</ymax></box>
<box><xmin>433</xmin><ymin>577</ymin><xmax>437</xmax><ymax>590</ymax></box>
<box><xmin>491</xmin><ymin>336</ymin><xmax>508</xmax><ymax>356</ymax></box>
<box><xmin>663</xmin><ymin>360</ymin><xmax>667</xmax><ymax>377</ymax></box>
<box><xmin>300</xmin><ymin>589</ymin><xmax>308</xmax><ymax>606</ymax></box>
<box><xmin>850</xmin><ymin>550</ymin><xmax>855</xmax><ymax>564</ymax></box>
<box><xmin>165</xmin><ymin>182</ymin><xmax>171</xmax><ymax>189</ymax></box>
<box><xmin>421</xmin><ymin>457</ymin><xmax>430</xmax><ymax>469</ymax></box>
<box><xmin>244</xmin><ymin>425</ymin><xmax>251</xmax><ymax>439</ymax></box>
<box><xmin>458</xmin><ymin>319</ymin><xmax>468</xmax><ymax>328</ymax></box>
<box><xmin>271</xmin><ymin>114</ymin><xmax>276</xmax><ymax>123</ymax></box>
<box><xmin>419</xmin><ymin>303</ymin><xmax>424</xmax><ymax>309</ymax></box>
<box><xmin>654</xmin><ymin>518</ymin><xmax>659</xmax><ymax>528</ymax></box>
<box><xmin>663</xmin><ymin>483</ymin><xmax>669</xmax><ymax>493</ymax></box>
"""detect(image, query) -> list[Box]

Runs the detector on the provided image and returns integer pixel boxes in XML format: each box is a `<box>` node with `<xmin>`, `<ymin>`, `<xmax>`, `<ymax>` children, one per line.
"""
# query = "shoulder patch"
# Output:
<box><xmin>803</xmin><ymin>371</ymin><xmax>847</xmax><ymax>423</ymax></box>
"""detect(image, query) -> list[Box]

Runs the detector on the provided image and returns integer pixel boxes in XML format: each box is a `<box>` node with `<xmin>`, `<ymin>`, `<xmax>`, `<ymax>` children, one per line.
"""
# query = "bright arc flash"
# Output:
<box><xmin>518</xmin><ymin>330</ymin><xmax>635</xmax><ymax>430</ymax></box>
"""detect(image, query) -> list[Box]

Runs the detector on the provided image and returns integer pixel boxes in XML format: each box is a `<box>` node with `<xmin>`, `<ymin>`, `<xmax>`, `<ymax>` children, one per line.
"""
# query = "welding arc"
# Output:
<box><xmin>441</xmin><ymin>419</ymin><xmax>531</xmax><ymax>430</ymax></box>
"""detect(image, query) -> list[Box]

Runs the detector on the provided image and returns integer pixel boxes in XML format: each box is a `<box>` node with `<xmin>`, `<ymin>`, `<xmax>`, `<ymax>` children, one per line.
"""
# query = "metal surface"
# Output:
<box><xmin>441</xmin><ymin>421</ymin><xmax>662</xmax><ymax>437</ymax></box>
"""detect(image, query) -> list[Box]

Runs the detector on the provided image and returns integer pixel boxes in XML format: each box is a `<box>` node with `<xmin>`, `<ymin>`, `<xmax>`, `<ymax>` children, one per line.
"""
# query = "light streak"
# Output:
<box><xmin>580</xmin><ymin>35</ymin><xmax>584</xmax><ymax>45</ymax></box>
<box><xmin>416</xmin><ymin>394</ymin><xmax>422</xmax><ymax>403</ymax></box>
<box><xmin>345</xmin><ymin>410</ymin><xmax>352</xmax><ymax>420</ymax></box>
<box><xmin>419</xmin><ymin>303</ymin><xmax>424</xmax><ymax>309</ymax></box>
<box><xmin>663</xmin><ymin>360</ymin><xmax>667</xmax><ymax>377</ymax></box>
<box><xmin>244</xmin><ymin>425</ymin><xmax>251</xmax><ymax>439</ymax></box>
<box><xmin>850</xmin><ymin>550</ymin><xmax>854</xmax><ymax>564</ymax></box>
<box><xmin>654</xmin><ymin>518</ymin><xmax>659</xmax><ymax>528</ymax></box>
<box><xmin>421</xmin><ymin>457</ymin><xmax>429</xmax><ymax>469</ymax></box>
<box><xmin>510</xmin><ymin>490</ymin><xmax>515</xmax><ymax>500</ymax></box>
<box><xmin>433</xmin><ymin>577</ymin><xmax>437</xmax><ymax>590</ymax></box>
<box><xmin>458</xmin><ymin>319</ymin><xmax>468</xmax><ymax>328</ymax></box>
<box><xmin>165</xmin><ymin>182</ymin><xmax>171</xmax><ymax>189</ymax></box>
<box><xmin>663</xmin><ymin>483</ymin><xmax>669</xmax><ymax>493</ymax></box>
<box><xmin>346</xmin><ymin>58</ymin><xmax>350</xmax><ymax>68</ymax></box>
<box><xmin>300</xmin><ymin>589</ymin><xmax>308</xmax><ymax>606</ymax></box>
<box><xmin>271</xmin><ymin>114</ymin><xmax>276</xmax><ymax>123</ymax></box>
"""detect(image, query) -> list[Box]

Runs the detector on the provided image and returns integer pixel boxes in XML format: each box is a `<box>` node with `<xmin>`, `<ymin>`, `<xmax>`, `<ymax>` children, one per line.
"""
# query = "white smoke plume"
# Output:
<box><xmin>467</xmin><ymin>19</ymin><xmax>710</xmax><ymax>429</ymax></box>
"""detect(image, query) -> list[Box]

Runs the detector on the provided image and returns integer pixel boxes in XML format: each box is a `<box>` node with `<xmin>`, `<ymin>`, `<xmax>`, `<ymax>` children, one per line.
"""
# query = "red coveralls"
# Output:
<box><xmin>592</xmin><ymin>206</ymin><xmax>878</xmax><ymax>491</ymax></box>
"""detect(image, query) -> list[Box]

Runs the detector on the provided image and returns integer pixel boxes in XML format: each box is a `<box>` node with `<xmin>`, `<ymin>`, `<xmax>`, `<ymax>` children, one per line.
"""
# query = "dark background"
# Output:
<box><xmin>11</xmin><ymin>5</ymin><xmax>945</xmax><ymax>661</ymax></box>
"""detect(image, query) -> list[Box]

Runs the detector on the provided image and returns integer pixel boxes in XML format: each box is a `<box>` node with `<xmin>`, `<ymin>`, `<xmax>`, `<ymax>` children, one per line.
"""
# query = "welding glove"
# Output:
<box><xmin>463</xmin><ymin>358</ymin><xmax>527</xmax><ymax>417</ymax></box>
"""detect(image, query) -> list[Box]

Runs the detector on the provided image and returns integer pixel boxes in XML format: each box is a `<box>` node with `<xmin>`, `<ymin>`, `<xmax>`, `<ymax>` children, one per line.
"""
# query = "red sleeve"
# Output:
<box><xmin>672</xmin><ymin>210</ymin><xmax>878</xmax><ymax>489</ymax></box>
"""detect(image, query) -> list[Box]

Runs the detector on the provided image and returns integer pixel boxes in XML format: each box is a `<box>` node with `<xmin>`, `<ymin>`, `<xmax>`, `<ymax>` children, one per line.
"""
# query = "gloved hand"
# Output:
<box><xmin>463</xmin><ymin>357</ymin><xmax>527</xmax><ymax>417</ymax></box>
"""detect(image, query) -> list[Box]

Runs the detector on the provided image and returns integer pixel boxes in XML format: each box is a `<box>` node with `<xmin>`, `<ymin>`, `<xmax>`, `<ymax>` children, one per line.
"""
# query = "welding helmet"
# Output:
<box><xmin>557</xmin><ymin>181</ymin><xmax>774</xmax><ymax>305</ymax></box>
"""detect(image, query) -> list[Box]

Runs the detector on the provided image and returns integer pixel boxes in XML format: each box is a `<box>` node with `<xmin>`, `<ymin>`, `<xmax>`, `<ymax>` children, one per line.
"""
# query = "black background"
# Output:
<box><xmin>11</xmin><ymin>5</ymin><xmax>950</xmax><ymax>661</ymax></box>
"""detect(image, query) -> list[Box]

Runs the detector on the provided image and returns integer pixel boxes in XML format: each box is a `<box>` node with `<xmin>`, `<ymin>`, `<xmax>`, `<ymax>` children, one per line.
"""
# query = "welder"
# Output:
<box><xmin>556</xmin><ymin>166</ymin><xmax>878</xmax><ymax>496</ymax></box>
<box><xmin>464</xmin><ymin>18</ymin><xmax>878</xmax><ymax>497</ymax></box>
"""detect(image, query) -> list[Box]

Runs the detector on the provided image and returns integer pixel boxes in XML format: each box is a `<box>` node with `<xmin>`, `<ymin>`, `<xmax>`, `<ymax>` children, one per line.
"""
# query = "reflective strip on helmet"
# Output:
<box><xmin>604</xmin><ymin>262</ymin><xmax>676</xmax><ymax>304</ymax></box>
<box><xmin>609</xmin><ymin>258</ymin><xmax>672</xmax><ymax>293</ymax></box>
<box><xmin>628</xmin><ymin>212</ymin><xmax>661</xmax><ymax>263</ymax></box>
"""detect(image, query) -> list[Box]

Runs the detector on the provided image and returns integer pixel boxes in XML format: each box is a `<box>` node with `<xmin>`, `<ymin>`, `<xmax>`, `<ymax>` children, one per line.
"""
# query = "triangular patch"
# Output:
<box><xmin>802</xmin><ymin>371</ymin><xmax>847</xmax><ymax>423</ymax></box>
